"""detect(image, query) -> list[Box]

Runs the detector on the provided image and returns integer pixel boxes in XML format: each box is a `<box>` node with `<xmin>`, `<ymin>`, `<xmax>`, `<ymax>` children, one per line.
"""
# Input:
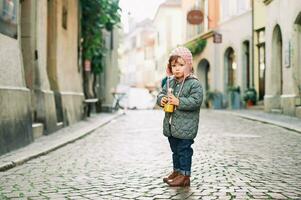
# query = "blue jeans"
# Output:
<box><xmin>168</xmin><ymin>135</ymin><xmax>194</xmax><ymax>176</ymax></box>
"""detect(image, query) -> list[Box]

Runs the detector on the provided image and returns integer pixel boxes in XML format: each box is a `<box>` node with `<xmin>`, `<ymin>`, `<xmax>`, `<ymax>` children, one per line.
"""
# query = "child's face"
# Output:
<box><xmin>171</xmin><ymin>57</ymin><xmax>186</xmax><ymax>79</ymax></box>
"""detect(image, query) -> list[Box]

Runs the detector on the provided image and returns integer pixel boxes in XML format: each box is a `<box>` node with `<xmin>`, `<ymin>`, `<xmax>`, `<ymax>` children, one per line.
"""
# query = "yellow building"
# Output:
<box><xmin>253</xmin><ymin>0</ymin><xmax>267</xmax><ymax>102</ymax></box>
<box><xmin>187</xmin><ymin>0</ymin><xmax>252</xmax><ymax>109</ymax></box>
<box><xmin>0</xmin><ymin>0</ymin><xmax>84</xmax><ymax>155</ymax></box>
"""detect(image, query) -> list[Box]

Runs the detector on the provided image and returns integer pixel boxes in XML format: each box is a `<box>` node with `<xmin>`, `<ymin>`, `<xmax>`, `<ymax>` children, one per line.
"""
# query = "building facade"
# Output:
<box><xmin>262</xmin><ymin>0</ymin><xmax>301</xmax><ymax>118</ymax></box>
<box><xmin>153</xmin><ymin>0</ymin><xmax>183</xmax><ymax>83</ymax></box>
<box><xmin>187</xmin><ymin>0</ymin><xmax>252</xmax><ymax>108</ymax></box>
<box><xmin>98</xmin><ymin>27</ymin><xmax>121</xmax><ymax>111</ymax></box>
<box><xmin>253</xmin><ymin>0</ymin><xmax>267</xmax><ymax>102</ymax></box>
<box><xmin>0</xmin><ymin>0</ymin><xmax>84</xmax><ymax>156</ymax></box>
<box><xmin>119</xmin><ymin>19</ymin><xmax>156</xmax><ymax>88</ymax></box>
<box><xmin>216</xmin><ymin>0</ymin><xmax>252</xmax><ymax>95</ymax></box>
<box><xmin>188</xmin><ymin>0</ymin><xmax>220</xmax><ymax>102</ymax></box>
<box><xmin>0</xmin><ymin>0</ymin><xmax>33</xmax><ymax>155</ymax></box>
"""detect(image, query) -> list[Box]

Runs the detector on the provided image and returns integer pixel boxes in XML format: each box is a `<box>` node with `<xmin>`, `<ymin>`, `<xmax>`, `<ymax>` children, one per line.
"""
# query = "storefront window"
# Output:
<box><xmin>258</xmin><ymin>30</ymin><xmax>265</xmax><ymax>43</ymax></box>
<box><xmin>0</xmin><ymin>0</ymin><xmax>18</xmax><ymax>39</ymax></box>
<box><xmin>257</xmin><ymin>29</ymin><xmax>266</xmax><ymax>100</ymax></box>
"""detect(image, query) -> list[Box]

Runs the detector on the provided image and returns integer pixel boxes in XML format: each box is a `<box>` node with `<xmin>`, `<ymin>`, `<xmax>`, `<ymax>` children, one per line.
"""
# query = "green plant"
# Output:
<box><xmin>205</xmin><ymin>90</ymin><xmax>217</xmax><ymax>102</ymax></box>
<box><xmin>243</xmin><ymin>88</ymin><xmax>257</xmax><ymax>104</ymax></box>
<box><xmin>186</xmin><ymin>38</ymin><xmax>207</xmax><ymax>56</ymax></box>
<box><xmin>227</xmin><ymin>86</ymin><xmax>241</xmax><ymax>109</ymax></box>
<box><xmin>205</xmin><ymin>90</ymin><xmax>222</xmax><ymax>108</ymax></box>
<box><xmin>227</xmin><ymin>86</ymin><xmax>240</xmax><ymax>94</ymax></box>
<box><xmin>81</xmin><ymin>0</ymin><xmax>121</xmax><ymax>74</ymax></box>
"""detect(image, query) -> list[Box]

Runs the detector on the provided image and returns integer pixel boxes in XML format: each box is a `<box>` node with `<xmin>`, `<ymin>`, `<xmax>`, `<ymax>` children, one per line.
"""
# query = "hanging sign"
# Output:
<box><xmin>187</xmin><ymin>10</ymin><xmax>204</xmax><ymax>25</ymax></box>
<box><xmin>284</xmin><ymin>40</ymin><xmax>291</xmax><ymax>68</ymax></box>
<box><xmin>213</xmin><ymin>32</ymin><xmax>222</xmax><ymax>43</ymax></box>
<box><xmin>84</xmin><ymin>60</ymin><xmax>91</xmax><ymax>72</ymax></box>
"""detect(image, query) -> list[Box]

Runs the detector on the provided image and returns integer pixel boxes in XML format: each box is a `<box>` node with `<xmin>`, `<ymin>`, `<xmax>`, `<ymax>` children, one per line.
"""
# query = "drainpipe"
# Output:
<box><xmin>251</xmin><ymin>0</ymin><xmax>255</xmax><ymax>88</ymax></box>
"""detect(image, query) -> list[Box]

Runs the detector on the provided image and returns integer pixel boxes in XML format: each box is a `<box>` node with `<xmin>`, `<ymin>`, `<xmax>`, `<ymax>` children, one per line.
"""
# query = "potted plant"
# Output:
<box><xmin>243</xmin><ymin>88</ymin><xmax>257</xmax><ymax>107</ymax></box>
<box><xmin>205</xmin><ymin>90</ymin><xmax>222</xmax><ymax>109</ymax></box>
<box><xmin>205</xmin><ymin>90</ymin><xmax>215</xmax><ymax>108</ymax></box>
<box><xmin>227</xmin><ymin>86</ymin><xmax>241</xmax><ymax>109</ymax></box>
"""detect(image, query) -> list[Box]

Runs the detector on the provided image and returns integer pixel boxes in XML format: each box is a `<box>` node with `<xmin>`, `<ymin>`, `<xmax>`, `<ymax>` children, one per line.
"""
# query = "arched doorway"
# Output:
<box><xmin>257</xmin><ymin>29</ymin><xmax>266</xmax><ymax>100</ymax></box>
<box><xmin>243</xmin><ymin>40</ymin><xmax>251</xmax><ymax>89</ymax></box>
<box><xmin>295</xmin><ymin>13</ymin><xmax>301</xmax><ymax>100</ymax></box>
<box><xmin>271</xmin><ymin>25</ymin><xmax>283</xmax><ymax>96</ymax></box>
<box><xmin>224</xmin><ymin>47</ymin><xmax>236</xmax><ymax>89</ymax></box>
<box><xmin>197</xmin><ymin>59</ymin><xmax>210</xmax><ymax>92</ymax></box>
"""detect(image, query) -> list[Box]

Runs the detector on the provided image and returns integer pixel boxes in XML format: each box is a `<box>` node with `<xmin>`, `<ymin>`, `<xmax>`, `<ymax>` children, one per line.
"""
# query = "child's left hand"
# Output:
<box><xmin>168</xmin><ymin>94</ymin><xmax>179</xmax><ymax>106</ymax></box>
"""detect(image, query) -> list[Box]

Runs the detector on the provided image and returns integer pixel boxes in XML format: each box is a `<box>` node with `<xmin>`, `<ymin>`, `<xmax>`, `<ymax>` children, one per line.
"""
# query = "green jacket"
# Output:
<box><xmin>157</xmin><ymin>75</ymin><xmax>203</xmax><ymax>139</ymax></box>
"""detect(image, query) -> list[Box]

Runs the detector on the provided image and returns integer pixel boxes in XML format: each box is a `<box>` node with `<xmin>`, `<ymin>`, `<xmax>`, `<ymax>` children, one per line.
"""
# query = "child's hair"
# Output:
<box><xmin>166</xmin><ymin>46</ymin><xmax>193</xmax><ymax>76</ymax></box>
<box><xmin>167</xmin><ymin>55</ymin><xmax>194</xmax><ymax>75</ymax></box>
<box><xmin>167</xmin><ymin>55</ymin><xmax>182</xmax><ymax>74</ymax></box>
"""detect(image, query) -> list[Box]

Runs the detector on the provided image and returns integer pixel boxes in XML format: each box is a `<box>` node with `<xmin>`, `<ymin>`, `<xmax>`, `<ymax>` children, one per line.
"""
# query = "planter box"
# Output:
<box><xmin>228</xmin><ymin>92</ymin><xmax>240</xmax><ymax>109</ymax></box>
<box><xmin>212</xmin><ymin>93</ymin><xmax>223</xmax><ymax>109</ymax></box>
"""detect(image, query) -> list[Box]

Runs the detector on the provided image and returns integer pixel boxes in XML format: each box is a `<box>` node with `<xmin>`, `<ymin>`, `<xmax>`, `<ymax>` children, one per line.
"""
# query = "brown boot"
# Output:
<box><xmin>167</xmin><ymin>174</ymin><xmax>190</xmax><ymax>187</ymax></box>
<box><xmin>163</xmin><ymin>171</ymin><xmax>180</xmax><ymax>183</ymax></box>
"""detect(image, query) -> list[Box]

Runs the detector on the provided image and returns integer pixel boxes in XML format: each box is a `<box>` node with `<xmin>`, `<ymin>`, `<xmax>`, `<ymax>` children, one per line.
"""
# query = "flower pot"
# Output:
<box><xmin>246</xmin><ymin>100</ymin><xmax>253</xmax><ymax>108</ymax></box>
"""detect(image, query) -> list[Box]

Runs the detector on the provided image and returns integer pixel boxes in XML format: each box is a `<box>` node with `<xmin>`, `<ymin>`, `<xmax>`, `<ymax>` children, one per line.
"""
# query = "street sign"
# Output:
<box><xmin>84</xmin><ymin>60</ymin><xmax>91</xmax><ymax>72</ymax></box>
<box><xmin>284</xmin><ymin>41</ymin><xmax>291</xmax><ymax>68</ymax></box>
<box><xmin>187</xmin><ymin>10</ymin><xmax>204</xmax><ymax>25</ymax></box>
<box><xmin>213</xmin><ymin>32</ymin><xmax>222</xmax><ymax>43</ymax></box>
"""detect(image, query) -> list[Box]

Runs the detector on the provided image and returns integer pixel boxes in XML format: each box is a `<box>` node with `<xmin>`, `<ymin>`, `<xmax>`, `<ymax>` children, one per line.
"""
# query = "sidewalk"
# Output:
<box><xmin>223</xmin><ymin>109</ymin><xmax>301</xmax><ymax>134</ymax></box>
<box><xmin>0</xmin><ymin>111</ymin><xmax>125</xmax><ymax>172</ymax></box>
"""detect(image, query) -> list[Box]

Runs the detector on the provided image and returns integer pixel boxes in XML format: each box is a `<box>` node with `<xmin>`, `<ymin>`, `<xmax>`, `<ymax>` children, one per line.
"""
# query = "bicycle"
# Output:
<box><xmin>112</xmin><ymin>92</ymin><xmax>126</xmax><ymax>111</ymax></box>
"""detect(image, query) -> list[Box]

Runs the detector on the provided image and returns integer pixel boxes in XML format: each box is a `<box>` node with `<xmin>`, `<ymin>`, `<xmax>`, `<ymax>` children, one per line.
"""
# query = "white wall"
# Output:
<box><xmin>216</xmin><ymin>10</ymin><xmax>252</xmax><ymax>93</ymax></box>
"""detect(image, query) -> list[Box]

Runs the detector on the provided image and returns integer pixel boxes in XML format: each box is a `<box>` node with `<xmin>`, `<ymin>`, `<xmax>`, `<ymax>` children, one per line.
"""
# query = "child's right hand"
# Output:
<box><xmin>161</xmin><ymin>96</ymin><xmax>168</xmax><ymax>106</ymax></box>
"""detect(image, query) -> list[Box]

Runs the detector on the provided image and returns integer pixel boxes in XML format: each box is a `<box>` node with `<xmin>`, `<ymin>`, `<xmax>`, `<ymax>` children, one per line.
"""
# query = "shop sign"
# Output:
<box><xmin>84</xmin><ymin>60</ymin><xmax>91</xmax><ymax>72</ymax></box>
<box><xmin>187</xmin><ymin>10</ymin><xmax>204</xmax><ymax>25</ymax></box>
<box><xmin>284</xmin><ymin>41</ymin><xmax>291</xmax><ymax>68</ymax></box>
<box><xmin>213</xmin><ymin>32</ymin><xmax>222</xmax><ymax>43</ymax></box>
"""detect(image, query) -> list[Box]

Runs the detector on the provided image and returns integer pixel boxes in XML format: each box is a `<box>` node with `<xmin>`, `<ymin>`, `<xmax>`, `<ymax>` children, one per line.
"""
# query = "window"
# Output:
<box><xmin>110</xmin><ymin>29</ymin><xmax>114</xmax><ymax>50</ymax></box>
<box><xmin>62</xmin><ymin>6</ymin><xmax>68</xmax><ymax>30</ymax></box>
<box><xmin>256</xmin><ymin>28</ymin><xmax>266</xmax><ymax>100</ymax></box>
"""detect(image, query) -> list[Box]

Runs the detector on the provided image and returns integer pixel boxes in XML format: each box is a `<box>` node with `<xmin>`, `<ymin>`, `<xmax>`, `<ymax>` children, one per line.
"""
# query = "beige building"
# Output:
<box><xmin>119</xmin><ymin>19</ymin><xmax>156</xmax><ymax>88</ymax></box>
<box><xmin>253</xmin><ymin>0</ymin><xmax>267</xmax><ymax>102</ymax></box>
<box><xmin>186</xmin><ymin>0</ymin><xmax>220</xmax><ymax>98</ymax></box>
<box><xmin>188</xmin><ymin>0</ymin><xmax>252</xmax><ymax>108</ymax></box>
<box><xmin>153</xmin><ymin>0</ymin><xmax>183</xmax><ymax>82</ymax></box>
<box><xmin>0</xmin><ymin>0</ymin><xmax>33</xmax><ymax>155</ymax></box>
<box><xmin>216</xmin><ymin>0</ymin><xmax>252</xmax><ymax>95</ymax></box>
<box><xmin>262</xmin><ymin>0</ymin><xmax>301</xmax><ymax>118</ymax></box>
<box><xmin>47</xmin><ymin>0</ymin><xmax>83</xmax><ymax>125</ymax></box>
<box><xmin>0</xmin><ymin>0</ymin><xmax>84</xmax><ymax>155</ymax></box>
<box><xmin>98</xmin><ymin>27</ymin><xmax>121</xmax><ymax>111</ymax></box>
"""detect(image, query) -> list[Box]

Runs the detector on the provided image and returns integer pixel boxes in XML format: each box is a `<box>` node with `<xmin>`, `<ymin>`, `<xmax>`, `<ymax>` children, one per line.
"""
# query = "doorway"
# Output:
<box><xmin>271</xmin><ymin>25</ymin><xmax>283</xmax><ymax>96</ymax></box>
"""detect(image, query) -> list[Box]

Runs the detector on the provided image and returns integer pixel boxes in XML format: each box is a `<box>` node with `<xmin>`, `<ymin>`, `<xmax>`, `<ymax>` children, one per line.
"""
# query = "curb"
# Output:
<box><xmin>0</xmin><ymin>112</ymin><xmax>125</xmax><ymax>172</ymax></box>
<box><xmin>228</xmin><ymin>112</ymin><xmax>301</xmax><ymax>134</ymax></box>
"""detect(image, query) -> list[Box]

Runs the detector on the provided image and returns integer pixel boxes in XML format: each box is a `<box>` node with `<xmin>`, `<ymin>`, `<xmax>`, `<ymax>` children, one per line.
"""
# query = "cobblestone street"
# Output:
<box><xmin>0</xmin><ymin>110</ymin><xmax>300</xmax><ymax>199</ymax></box>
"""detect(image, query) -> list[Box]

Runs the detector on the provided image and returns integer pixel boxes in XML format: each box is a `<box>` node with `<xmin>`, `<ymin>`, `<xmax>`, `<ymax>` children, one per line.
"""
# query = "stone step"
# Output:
<box><xmin>271</xmin><ymin>108</ymin><xmax>283</xmax><ymax>114</ymax></box>
<box><xmin>257</xmin><ymin>100</ymin><xmax>264</xmax><ymax>106</ymax></box>
<box><xmin>57</xmin><ymin>122</ymin><xmax>64</xmax><ymax>129</ymax></box>
<box><xmin>296</xmin><ymin>106</ymin><xmax>301</xmax><ymax>118</ymax></box>
<box><xmin>32</xmin><ymin>123</ymin><xmax>44</xmax><ymax>139</ymax></box>
<box><xmin>248</xmin><ymin>104</ymin><xmax>264</xmax><ymax>110</ymax></box>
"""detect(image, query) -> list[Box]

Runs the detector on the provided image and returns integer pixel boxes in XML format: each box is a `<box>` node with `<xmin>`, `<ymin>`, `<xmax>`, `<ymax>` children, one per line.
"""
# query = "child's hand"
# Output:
<box><xmin>161</xmin><ymin>96</ymin><xmax>168</xmax><ymax>106</ymax></box>
<box><xmin>168</xmin><ymin>94</ymin><xmax>179</xmax><ymax>106</ymax></box>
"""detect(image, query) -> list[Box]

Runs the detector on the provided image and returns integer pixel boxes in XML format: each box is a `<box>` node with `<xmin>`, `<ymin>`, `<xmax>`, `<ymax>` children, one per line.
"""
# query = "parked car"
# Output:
<box><xmin>119</xmin><ymin>87</ymin><xmax>156</xmax><ymax>110</ymax></box>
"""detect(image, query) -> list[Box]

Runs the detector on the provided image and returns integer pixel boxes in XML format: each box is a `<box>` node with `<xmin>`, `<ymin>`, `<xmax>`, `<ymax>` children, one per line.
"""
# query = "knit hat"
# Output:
<box><xmin>166</xmin><ymin>46</ymin><xmax>193</xmax><ymax>77</ymax></box>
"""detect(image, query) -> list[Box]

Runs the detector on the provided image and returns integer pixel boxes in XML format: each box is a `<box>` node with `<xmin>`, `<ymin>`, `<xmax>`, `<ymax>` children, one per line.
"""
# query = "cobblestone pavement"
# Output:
<box><xmin>0</xmin><ymin>110</ymin><xmax>300</xmax><ymax>200</ymax></box>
